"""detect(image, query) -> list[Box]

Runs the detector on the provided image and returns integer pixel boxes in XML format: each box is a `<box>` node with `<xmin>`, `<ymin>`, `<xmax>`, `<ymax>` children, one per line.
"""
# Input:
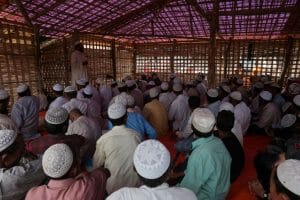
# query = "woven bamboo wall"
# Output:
<box><xmin>116</xmin><ymin>43</ymin><xmax>134</xmax><ymax>80</ymax></box>
<box><xmin>0</xmin><ymin>22</ymin><xmax>38</xmax><ymax>107</ymax></box>
<box><xmin>135</xmin><ymin>39</ymin><xmax>300</xmax><ymax>87</ymax></box>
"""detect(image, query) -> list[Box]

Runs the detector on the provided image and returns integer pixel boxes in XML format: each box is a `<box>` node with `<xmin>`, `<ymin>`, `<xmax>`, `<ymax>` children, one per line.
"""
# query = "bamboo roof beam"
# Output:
<box><xmin>31</xmin><ymin>0</ymin><xmax>67</xmax><ymax>21</ymax></box>
<box><xmin>218</xmin><ymin>6</ymin><xmax>298</xmax><ymax>16</ymax></box>
<box><xmin>15</xmin><ymin>0</ymin><xmax>33</xmax><ymax>27</ymax></box>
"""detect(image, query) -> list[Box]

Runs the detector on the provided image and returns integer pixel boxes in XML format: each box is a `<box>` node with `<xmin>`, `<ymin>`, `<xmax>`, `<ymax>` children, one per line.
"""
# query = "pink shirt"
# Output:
<box><xmin>25</xmin><ymin>168</ymin><xmax>109</xmax><ymax>200</ymax></box>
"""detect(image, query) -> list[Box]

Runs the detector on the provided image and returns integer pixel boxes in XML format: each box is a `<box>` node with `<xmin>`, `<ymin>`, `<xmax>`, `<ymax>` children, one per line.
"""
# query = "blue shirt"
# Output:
<box><xmin>179</xmin><ymin>135</ymin><xmax>231</xmax><ymax>200</ymax></box>
<box><xmin>108</xmin><ymin>112</ymin><xmax>157</xmax><ymax>140</ymax></box>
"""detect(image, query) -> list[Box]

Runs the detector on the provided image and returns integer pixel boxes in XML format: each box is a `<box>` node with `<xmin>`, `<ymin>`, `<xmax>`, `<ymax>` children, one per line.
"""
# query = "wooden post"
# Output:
<box><xmin>63</xmin><ymin>37</ymin><xmax>69</xmax><ymax>85</ymax></box>
<box><xmin>170</xmin><ymin>40</ymin><xmax>176</xmax><ymax>73</ymax></box>
<box><xmin>132</xmin><ymin>43</ymin><xmax>137</xmax><ymax>78</ymax></box>
<box><xmin>224</xmin><ymin>38</ymin><xmax>232</xmax><ymax>78</ymax></box>
<box><xmin>33</xmin><ymin>25</ymin><xmax>43</xmax><ymax>92</ymax></box>
<box><xmin>279</xmin><ymin>37</ymin><xmax>294</xmax><ymax>86</ymax></box>
<box><xmin>207</xmin><ymin>0</ymin><xmax>219</xmax><ymax>87</ymax></box>
<box><xmin>111</xmin><ymin>39</ymin><xmax>117</xmax><ymax>80</ymax></box>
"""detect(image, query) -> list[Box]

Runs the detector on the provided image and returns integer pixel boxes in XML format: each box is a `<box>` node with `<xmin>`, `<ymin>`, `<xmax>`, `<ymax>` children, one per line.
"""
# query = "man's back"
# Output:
<box><xmin>107</xmin><ymin>183</ymin><xmax>197</xmax><ymax>200</ymax></box>
<box><xmin>180</xmin><ymin>135</ymin><xmax>231</xmax><ymax>200</ymax></box>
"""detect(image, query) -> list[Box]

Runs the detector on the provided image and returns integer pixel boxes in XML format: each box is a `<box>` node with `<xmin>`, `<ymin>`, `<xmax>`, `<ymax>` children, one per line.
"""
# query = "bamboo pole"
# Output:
<box><xmin>132</xmin><ymin>43</ymin><xmax>137</xmax><ymax>78</ymax></box>
<box><xmin>111</xmin><ymin>39</ymin><xmax>117</xmax><ymax>80</ymax></box>
<box><xmin>170</xmin><ymin>40</ymin><xmax>176</xmax><ymax>73</ymax></box>
<box><xmin>279</xmin><ymin>37</ymin><xmax>294</xmax><ymax>86</ymax></box>
<box><xmin>224</xmin><ymin>38</ymin><xmax>232</xmax><ymax>78</ymax></box>
<box><xmin>33</xmin><ymin>25</ymin><xmax>43</xmax><ymax>92</ymax></box>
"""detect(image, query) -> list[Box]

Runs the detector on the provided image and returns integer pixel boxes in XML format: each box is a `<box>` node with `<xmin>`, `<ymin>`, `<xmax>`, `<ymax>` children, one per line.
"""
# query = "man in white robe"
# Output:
<box><xmin>71</xmin><ymin>41</ymin><xmax>88</xmax><ymax>86</ymax></box>
<box><xmin>159</xmin><ymin>82</ymin><xmax>176</xmax><ymax>113</ymax></box>
<box><xmin>62</xmin><ymin>86</ymin><xmax>87</xmax><ymax>115</ymax></box>
<box><xmin>49</xmin><ymin>83</ymin><xmax>68</xmax><ymax>109</ymax></box>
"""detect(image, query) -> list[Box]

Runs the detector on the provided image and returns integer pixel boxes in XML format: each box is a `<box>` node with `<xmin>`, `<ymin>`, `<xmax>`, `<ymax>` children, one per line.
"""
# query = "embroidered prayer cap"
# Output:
<box><xmin>0</xmin><ymin>129</ymin><xmax>17</xmax><ymax>152</ymax></box>
<box><xmin>16</xmin><ymin>83</ymin><xmax>29</xmax><ymax>94</ymax></box>
<box><xmin>133</xmin><ymin>139</ymin><xmax>170</xmax><ymax>179</ymax></box>
<box><xmin>281</xmin><ymin>114</ymin><xmax>297</xmax><ymax>128</ymax></box>
<box><xmin>108</xmin><ymin>103</ymin><xmax>126</xmax><ymax>119</ymax></box>
<box><xmin>126</xmin><ymin>95</ymin><xmax>135</xmax><ymax>107</ymax></box>
<box><xmin>45</xmin><ymin>107</ymin><xmax>69</xmax><ymax>125</ymax></box>
<box><xmin>277</xmin><ymin>159</ymin><xmax>300</xmax><ymax>196</ymax></box>
<box><xmin>148</xmin><ymin>81</ymin><xmax>156</xmax><ymax>86</ymax></box>
<box><xmin>230</xmin><ymin>91</ymin><xmax>242</xmax><ymax>101</ymax></box>
<box><xmin>115</xmin><ymin>94</ymin><xmax>128</xmax><ymax>106</ymax></box>
<box><xmin>221</xmin><ymin>85</ymin><xmax>231</xmax><ymax>94</ymax></box>
<box><xmin>83</xmin><ymin>85</ymin><xmax>93</xmax><ymax>96</ymax></box>
<box><xmin>0</xmin><ymin>89</ymin><xmax>9</xmax><ymax>100</ymax></box>
<box><xmin>149</xmin><ymin>87</ymin><xmax>160</xmax><ymax>98</ymax></box>
<box><xmin>76</xmin><ymin>79</ymin><xmax>86</xmax><ymax>86</ymax></box>
<box><xmin>64</xmin><ymin>86</ymin><xmax>77</xmax><ymax>93</ymax></box>
<box><xmin>293</xmin><ymin>95</ymin><xmax>300</xmax><ymax>107</ymax></box>
<box><xmin>207</xmin><ymin>89</ymin><xmax>219</xmax><ymax>98</ymax></box>
<box><xmin>160</xmin><ymin>82</ymin><xmax>169</xmax><ymax>91</ymax></box>
<box><xmin>173</xmin><ymin>83</ymin><xmax>183</xmax><ymax>92</ymax></box>
<box><xmin>125</xmin><ymin>80</ymin><xmax>136</xmax><ymax>88</ymax></box>
<box><xmin>53</xmin><ymin>83</ymin><xmax>63</xmax><ymax>92</ymax></box>
<box><xmin>173</xmin><ymin>77</ymin><xmax>181</xmax><ymax>84</ymax></box>
<box><xmin>219</xmin><ymin>102</ymin><xmax>234</xmax><ymax>113</ymax></box>
<box><xmin>42</xmin><ymin>143</ymin><xmax>73</xmax><ymax>178</ymax></box>
<box><xmin>259</xmin><ymin>91</ymin><xmax>272</xmax><ymax>101</ymax></box>
<box><xmin>192</xmin><ymin>108</ymin><xmax>216</xmax><ymax>133</ymax></box>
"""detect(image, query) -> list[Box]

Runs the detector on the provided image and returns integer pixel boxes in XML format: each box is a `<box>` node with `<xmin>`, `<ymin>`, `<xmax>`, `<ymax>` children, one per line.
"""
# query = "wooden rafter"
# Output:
<box><xmin>185</xmin><ymin>0</ymin><xmax>211</xmax><ymax>22</ymax></box>
<box><xmin>96</xmin><ymin>0</ymin><xmax>174</xmax><ymax>34</ymax></box>
<box><xmin>15</xmin><ymin>0</ymin><xmax>33</xmax><ymax>27</ymax></box>
<box><xmin>218</xmin><ymin>6</ymin><xmax>298</xmax><ymax>16</ymax></box>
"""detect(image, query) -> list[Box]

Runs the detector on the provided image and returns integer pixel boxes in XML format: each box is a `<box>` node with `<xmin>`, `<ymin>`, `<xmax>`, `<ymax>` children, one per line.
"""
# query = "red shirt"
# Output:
<box><xmin>26</xmin><ymin>135</ymin><xmax>64</xmax><ymax>155</ymax></box>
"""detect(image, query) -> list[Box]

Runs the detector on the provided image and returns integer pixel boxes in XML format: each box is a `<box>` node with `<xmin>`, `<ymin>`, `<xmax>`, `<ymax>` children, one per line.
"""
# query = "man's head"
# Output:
<box><xmin>217</xmin><ymin>110</ymin><xmax>235</xmax><ymax>132</ymax></box>
<box><xmin>64</xmin><ymin>86</ymin><xmax>77</xmax><ymax>100</ymax></box>
<box><xmin>192</xmin><ymin>108</ymin><xmax>216</xmax><ymax>137</ymax></box>
<box><xmin>259</xmin><ymin>91</ymin><xmax>272</xmax><ymax>106</ymax></box>
<box><xmin>160</xmin><ymin>82</ymin><xmax>169</xmax><ymax>93</ymax></box>
<box><xmin>118</xmin><ymin>82</ymin><xmax>127</xmax><ymax>93</ymax></box>
<box><xmin>52</xmin><ymin>83</ymin><xmax>64</xmax><ymax>97</ymax></box>
<box><xmin>0</xmin><ymin>130</ymin><xmax>24</xmax><ymax>168</ymax></box>
<box><xmin>133</xmin><ymin>140</ymin><xmax>171</xmax><ymax>187</ymax></box>
<box><xmin>188</xmin><ymin>96</ymin><xmax>200</xmax><ymax>111</ymax></box>
<box><xmin>126</xmin><ymin>95</ymin><xmax>135</xmax><ymax>109</ymax></box>
<box><xmin>229</xmin><ymin>91</ymin><xmax>242</xmax><ymax>106</ymax></box>
<box><xmin>270</xmin><ymin>159</ymin><xmax>300</xmax><ymax>200</ymax></box>
<box><xmin>83</xmin><ymin>85</ymin><xmax>93</xmax><ymax>99</ymax></box>
<box><xmin>76</xmin><ymin>79</ymin><xmax>88</xmax><ymax>90</ymax></box>
<box><xmin>69</xmin><ymin>109</ymin><xmax>83</xmax><ymax>123</ymax></box>
<box><xmin>44</xmin><ymin>107</ymin><xmax>69</xmax><ymax>135</ymax></box>
<box><xmin>16</xmin><ymin>84</ymin><xmax>31</xmax><ymax>97</ymax></box>
<box><xmin>219</xmin><ymin>85</ymin><xmax>231</xmax><ymax>99</ymax></box>
<box><xmin>149</xmin><ymin>87</ymin><xmax>160</xmax><ymax>100</ymax></box>
<box><xmin>207</xmin><ymin>88</ymin><xmax>219</xmax><ymax>103</ymax></box>
<box><xmin>42</xmin><ymin>143</ymin><xmax>80</xmax><ymax>180</ymax></box>
<box><xmin>172</xmin><ymin>83</ymin><xmax>183</xmax><ymax>96</ymax></box>
<box><xmin>108</xmin><ymin>103</ymin><xmax>127</xmax><ymax>126</ymax></box>
<box><xmin>0</xmin><ymin>89</ymin><xmax>9</xmax><ymax>114</ymax></box>
<box><xmin>126</xmin><ymin>80</ymin><xmax>136</xmax><ymax>91</ymax></box>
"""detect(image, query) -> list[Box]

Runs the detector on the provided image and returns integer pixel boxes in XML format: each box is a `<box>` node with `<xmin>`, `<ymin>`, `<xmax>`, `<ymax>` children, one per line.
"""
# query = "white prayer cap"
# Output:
<box><xmin>259</xmin><ymin>91</ymin><xmax>272</xmax><ymax>101</ymax></box>
<box><xmin>148</xmin><ymin>81</ymin><xmax>156</xmax><ymax>86</ymax></box>
<box><xmin>236</xmin><ymin>78</ymin><xmax>243</xmax><ymax>85</ymax></box>
<box><xmin>53</xmin><ymin>83</ymin><xmax>63</xmax><ymax>92</ymax></box>
<box><xmin>149</xmin><ymin>87</ymin><xmax>159</xmax><ymax>98</ymax></box>
<box><xmin>219</xmin><ymin>102</ymin><xmax>234</xmax><ymax>113</ymax></box>
<box><xmin>133</xmin><ymin>140</ymin><xmax>170</xmax><ymax>179</ymax></box>
<box><xmin>64</xmin><ymin>86</ymin><xmax>76</xmax><ymax>93</ymax></box>
<box><xmin>254</xmin><ymin>82</ymin><xmax>264</xmax><ymax>89</ymax></box>
<box><xmin>277</xmin><ymin>159</ymin><xmax>300</xmax><ymax>196</ymax></box>
<box><xmin>0</xmin><ymin>89</ymin><xmax>9</xmax><ymax>100</ymax></box>
<box><xmin>115</xmin><ymin>94</ymin><xmax>128</xmax><ymax>106</ymax></box>
<box><xmin>95</xmin><ymin>78</ymin><xmax>102</xmax><ymax>85</ymax></box>
<box><xmin>45</xmin><ymin>107</ymin><xmax>69</xmax><ymax>125</ymax></box>
<box><xmin>125</xmin><ymin>80</ymin><xmax>136</xmax><ymax>88</ymax></box>
<box><xmin>42</xmin><ymin>143</ymin><xmax>73</xmax><ymax>178</ymax></box>
<box><xmin>160</xmin><ymin>82</ymin><xmax>169</xmax><ymax>90</ymax></box>
<box><xmin>173</xmin><ymin>77</ymin><xmax>181</xmax><ymax>84</ymax></box>
<box><xmin>173</xmin><ymin>83</ymin><xmax>183</xmax><ymax>92</ymax></box>
<box><xmin>126</xmin><ymin>95</ymin><xmax>135</xmax><ymax>107</ymax></box>
<box><xmin>16</xmin><ymin>83</ymin><xmax>29</xmax><ymax>93</ymax></box>
<box><xmin>169</xmin><ymin>73</ymin><xmax>176</xmax><ymax>79</ymax></box>
<box><xmin>207</xmin><ymin>89</ymin><xmax>219</xmax><ymax>98</ymax></box>
<box><xmin>221</xmin><ymin>85</ymin><xmax>231</xmax><ymax>93</ymax></box>
<box><xmin>0</xmin><ymin>130</ymin><xmax>17</xmax><ymax>152</ymax></box>
<box><xmin>282</xmin><ymin>102</ymin><xmax>292</xmax><ymax>113</ymax></box>
<box><xmin>289</xmin><ymin>83</ymin><xmax>300</xmax><ymax>95</ymax></box>
<box><xmin>76</xmin><ymin>79</ymin><xmax>86</xmax><ymax>86</ymax></box>
<box><xmin>281</xmin><ymin>114</ymin><xmax>297</xmax><ymax>128</ymax></box>
<box><xmin>83</xmin><ymin>85</ymin><xmax>93</xmax><ymax>96</ymax></box>
<box><xmin>192</xmin><ymin>108</ymin><xmax>216</xmax><ymax>133</ymax></box>
<box><xmin>108</xmin><ymin>103</ymin><xmax>126</xmax><ymax>119</ymax></box>
<box><xmin>230</xmin><ymin>91</ymin><xmax>242</xmax><ymax>101</ymax></box>
<box><xmin>74</xmin><ymin>40</ymin><xmax>81</xmax><ymax>46</ymax></box>
<box><xmin>293</xmin><ymin>95</ymin><xmax>300</xmax><ymax>107</ymax></box>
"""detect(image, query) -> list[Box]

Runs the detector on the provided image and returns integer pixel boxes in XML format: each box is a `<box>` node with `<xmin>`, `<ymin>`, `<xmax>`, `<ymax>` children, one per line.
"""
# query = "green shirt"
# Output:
<box><xmin>179</xmin><ymin>135</ymin><xmax>231</xmax><ymax>200</ymax></box>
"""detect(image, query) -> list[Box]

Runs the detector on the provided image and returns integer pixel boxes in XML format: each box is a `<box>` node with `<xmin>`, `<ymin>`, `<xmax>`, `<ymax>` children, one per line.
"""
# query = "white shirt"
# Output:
<box><xmin>82</xmin><ymin>98</ymin><xmax>102</xmax><ymax>123</ymax></box>
<box><xmin>100</xmin><ymin>85</ymin><xmax>113</xmax><ymax>111</ymax></box>
<box><xmin>62</xmin><ymin>98</ymin><xmax>88</xmax><ymax>115</ymax></box>
<box><xmin>234</xmin><ymin>101</ymin><xmax>251</xmax><ymax>135</ymax></box>
<box><xmin>93</xmin><ymin>125</ymin><xmax>141</xmax><ymax>194</ymax></box>
<box><xmin>232</xmin><ymin>121</ymin><xmax>244</xmax><ymax>146</ymax></box>
<box><xmin>107</xmin><ymin>183</ymin><xmax>197</xmax><ymax>200</ymax></box>
<box><xmin>168</xmin><ymin>94</ymin><xmax>191</xmax><ymax>131</ymax></box>
<box><xmin>159</xmin><ymin>92</ymin><xmax>175</xmax><ymax>113</ymax></box>
<box><xmin>11</xmin><ymin>96</ymin><xmax>40</xmax><ymax>140</ymax></box>
<box><xmin>71</xmin><ymin>50</ymin><xmax>88</xmax><ymax>86</ymax></box>
<box><xmin>207</xmin><ymin>100</ymin><xmax>221</xmax><ymax>117</ymax></box>
<box><xmin>255</xmin><ymin>102</ymin><xmax>281</xmax><ymax>130</ymax></box>
<box><xmin>49</xmin><ymin>96</ymin><xmax>68</xmax><ymax>109</ymax></box>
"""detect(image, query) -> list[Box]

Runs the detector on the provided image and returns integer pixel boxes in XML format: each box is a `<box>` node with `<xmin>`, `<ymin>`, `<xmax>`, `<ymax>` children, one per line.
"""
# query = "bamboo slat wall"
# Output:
<box><xmin>116</xmin><ymin>43</ymin><xmax>134</xmax><ymax>80</ymax></box>
<box><xmin>0</xmin><ymin>22</ymin><xmax>38</xmax><ymax>107</ymax></box>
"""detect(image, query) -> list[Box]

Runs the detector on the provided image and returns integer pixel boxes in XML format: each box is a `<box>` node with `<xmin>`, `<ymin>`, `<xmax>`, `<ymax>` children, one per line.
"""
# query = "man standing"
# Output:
<box><xmin>93</xmin><ymin>103</ymin><xmax>141</xmax><ymax>194</ymax></box>
<box><xmin>179</xmin><ymin>108</ymin><xmax>231</xmax><ymax>199</ymax></box>
<box><xmin>71</xmin><ymin>41</ymin><xmax>88</xmax><ymax>86</ymax></box>
<box><xmin>11</xmin><ymin>84</ymin><xmax>40</xmax><ymax>141</ymax></box>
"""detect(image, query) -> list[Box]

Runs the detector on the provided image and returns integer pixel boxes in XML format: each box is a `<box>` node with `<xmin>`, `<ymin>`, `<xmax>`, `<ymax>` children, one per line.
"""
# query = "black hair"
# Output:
<box><xmin>111</xmin><ymin>82</ymin><xmax>118</xmax><ymax>87</ymax></box>
<box><xmin>53</xmin><ymin>90</ymin><xmax>63</xmax><ymax>96</ymax></box>
<box><xmin>217</xmin><ymin>110</ymin><xmax>234</xmax><ymax>132</ymax></box>
<box><xmin>254</xmin><ymin>151</ymin><xmax>280</xmax><ymax>192</ymax></box>
<box><xmin>0</xmin><ymin>98</ymin><xmax>9</xmax><ymax>114</ymax></box>
<box><xmin>127</xmin><ymin>85</ymin><xmax>136</xmax><ymax>91</ymax></box>
<box><xmin>173</xmin><ymin>90</ymin><xmax>182</xmax><ymax>96</ymax></box>
<box><xmin>18</xmin><ymin>89</ymin><xmax>30</xmax><ymax>97</ymax></box>
<box><xmin>192</xmin><ymin>125</ymin><xmax>213</xmax><ymax>138</ymax></box>
<box><xmin>273</xmin><ymin>168</ymin><xmax>300</xmax><ymax>200</ymax></box>
<box><xmin>207</xmin><ymin>96</ymin><xmax>219</xmax><ymax>103</ymax></box>
<box><xmin>109</xmin><ymin>114</ymin><xmax>127</xmax><ymax>126</ymax></box>
<box><xmin>188</xmin><ymin>96</ymin><xmax>200</xmax><ymax>110</ymax></box>
<box><xmin>64</xmin><ymin>91</ymin><xmax>77</xmax><ymax>99</ymax></box>
<box><xmin>44</xmin><ymin>119</ymin><xmax>68</xmax><ymax>135</ymax></box>
<box><xmin>83</xmin><ymin>92</ymin><xmax>92</xmax><ymax>99</ymax></box>
<box><xmin>138</xmin><ymin>168</ymin><xmax>170</xmax><ymax>187</ymax></box>
<box><xmin>118</xmin><ymin>86</ymin><xmax>127</xmax><ymax>93</ymax></box>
